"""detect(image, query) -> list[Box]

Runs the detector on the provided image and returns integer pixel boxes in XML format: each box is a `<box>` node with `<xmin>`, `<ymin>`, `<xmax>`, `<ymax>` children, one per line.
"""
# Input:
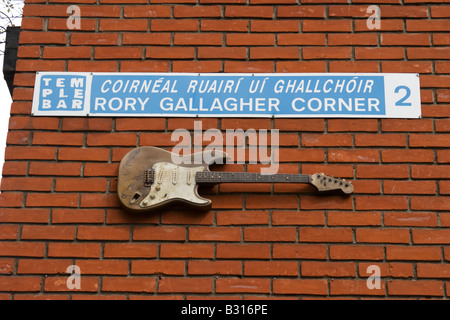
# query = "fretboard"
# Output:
<box><xmin>195</xmin><ymin>171</ymin><xmax>310</xmax><ymax>184</ymax></box>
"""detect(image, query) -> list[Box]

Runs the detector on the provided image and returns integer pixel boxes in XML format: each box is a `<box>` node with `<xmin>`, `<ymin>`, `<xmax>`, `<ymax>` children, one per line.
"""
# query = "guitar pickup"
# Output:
<box><xmin>144</xmin><ymin>169</ymin><xmax>154</xmax><ymax>187</ymax></box>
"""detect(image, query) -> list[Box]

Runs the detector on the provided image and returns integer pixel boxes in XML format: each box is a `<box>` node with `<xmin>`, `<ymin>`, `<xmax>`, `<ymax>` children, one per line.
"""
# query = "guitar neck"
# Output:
<box><xmin>195</xmin><ymin>171</ymin><xmax>310</xmax><ymax>184</ymax></box>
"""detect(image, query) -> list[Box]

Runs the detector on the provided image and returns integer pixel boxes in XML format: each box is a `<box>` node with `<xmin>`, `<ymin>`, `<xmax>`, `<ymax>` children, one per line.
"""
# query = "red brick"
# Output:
<box><xmin>45</xmin><ymin>276</ymin><xmax>99</xmax><ymax>293</ymax></box>
<box><xmin>411</xmin><ymin>197</ymin><xmax>450</xmax><ymax>211</ymax></box>
<box><xmin>272</xmin><ymin>210</ymin><xmax>325</xmax><ymax>226</ymax></box>
<box><xmin>225</xmin><ymin>61</ymin><xmax>274</xmax><ymax>73</ymax></box>
<box><xmin>1</xmin><ymin>178</ymin><xmax>53</xmax><ymax>192</ymax></box>
<box><xmin>75</xmin><ymin>260</ymin><xmax>129</xmax><ymax>275</ymax></box>
<box><xmin>174</xmin><ymin>5</ymin><xmax>221</xmax><ymax>17</ymax></box>
<box><xmin>216</xmin><ymin>278</ymin><xmax>270</xmax><ymax>294</ymax></box>
<box><xmin>302</xmin><ymin>261</ymin><xmax>355</xmax><ymax>277</ymax></box>
<box><xmin>100</xmin><ymin>19</ymin><xmax>148</xmax><ymax>31</ymax></box>
<box><xmin>382</xmin><ymin>149</ymin><xmax>434</xmax><ymax>163</ymax></box>
<box><xmin>384</xmin><ymin>212</ymin><xmax>438</xmax><ymax>227</ymax></box>
<box><xmin>0</xmin><ymin>242</ymin><xmax>45</xmax><ymax>257</ymax></box>
<box><xmin>33</xmin><ymin>132</ymin><xmax>84</xmax><ymax>146</ymax></box>
<box><xmin>413</xmin><ymin>229</ymin><xmax>450</xmax><ymax>244</ymax></box>
<box><xmin>5</xmin><ymin>146</ymin><xmax>56</xmax><ymax>160</ymax></box>
<box><xmin>359</xmin><ymin>262</ymin><xmax>413</xmax><ymax>279</ymax></box>
<box><xmin>188</xmin><ymin>227</ymin><xmax>241</xmax><ymax>242</ymax></box>
<box><xmin>357</xmin><ymin>164</ymin><xmax>409</xmax><ymax>179</ymax></box>
<box><xmin>407</xmin><ymin>19</ymin><xmax>450</xmax><ymax>32</ymax></box>
<box><xmin>329</xmin><ymin>33</ymin><xmax>378</xmax><ymax>46</ymax></box>
<box><xmin>300</xmin><ymin>227</ymin><xmax>352</xmax><ymax>243</ymax></box>
<box><xmin>355</xmin><ymin>47</ymin><xmax>404</xmax><ymax>60</ymax></box>
<box><xmin>146</xmin><ymin>46</ymin><xmax>195</xmax><ymax>59</ymax></box>
<box><xmin>19</xmin><ymin>31</ymin><xmax>67</xmax><ymax>44</ymax></box>
<box><xmin>26</xmin><ymin>193</ymin><xmax>79</xmax><ymax>208</ymax></box>
<box><xmin>355</xmin><ymin>134</ymin><xmax>406</xmax><ymax>147</ymax></box>
<box><xmin>87</xmin><ymin>133</ymin><xmax>137</xmax><ymax>146</ymax></box>
<box><xmin>303</xmin><ymin>47</ymin><xmax>352</xmax><ymax>60</ymax></box>
<box><xmin>133</xmin><ymin>226</ymin><xmax>185</xmax><ymax>241</ymax></box>
<box><xmin>0</xmin><ymin>208</ymin><xmax>49</xmax><ymax>224</ymax></box>
<box><xmin>388</xmin><ymin>280</ymin><xmax>443</xmax><ymax>297</ymax></box>
<box><xmin>19</xmin><ymin>258</ymin><xmax>68</xmax><ymax>275</ymax></box>
<box><xmin>328</xmin><ymin>211</ymin><xmax>381</xmax><ymax>226</ymax></box>
<box><xmin>386</xmin><ymin>246</ymin><xmax>442</xmax><ymax>261</ymax></box>
<box><xmin>71</xmin><ymin>33</ymin><xmax>119</xmax><ymax>46</ymax></box>
<box><xmin>173</xmin><ymin>60</ymin><xmax>223</xmax><ymax>73</ymax></box>
<box><xmin>160</xmin><ymin>244</ymin><xmax>214</xmax><ymax>259</ymax></box>
<box><xmin>102</xmin><ymin>277</ymin><xmax>155</xmax><ymax>293</ymax></box>
<box><xmin>0</xmin><ymin>277</ymin><xmax>41</xmax><ymax>292</ymax></box>
<box><xmin>382</xmin><ymin>33</ymin><xmax>430</xmax><ymax>46</ymax></box>
<box><xmin>0</xmin><ymin>259</ymin><xmax>14</xmax><ymax>274</ymax></box>
<box><xmin>273</xmin><ymin>244</ymin><xmax>327</xmax><ymax>259</ymax></box>
<box><xmin>273</xmin><ymin>279</ymin><xmax>327</xmax><ymax>295</ymax></box>
<box><xmin>417</xmin><ymin>263</ymin><xmax>450</xmax><ymax>279</ymax></box>
<box><xmin>48</xmin><ymin>243</ymin><xmax>101</xmax><ymax>258</ymax></box>
<box><xmin>104</xmin><ymin>243</ymin><xmax>157</xmax><ymax>258</ymax></box>
<box><xmin>29</xmin><ymin>162</ymin><xmax>82</xmax><ymax>176</ymax></box>
<box><xmin>245</xmin><ymin>227</ymin><xmax>296</xmax><ymax>242</ymax></box>
<box><xmin>198</xmin><ymin>47</ymin><xmax>247</xmax><ymax>59</ymax></box>
<box><xmin>330</xmin><ymin>279</ymin><xmax>385</xmax><ymax>296</ymax></box>
<box><xmin>303</xmin><ymin>20</ymin><xmax>351</xmax><ymax>32</ymax></box>
<box><xmin>95</xmin><ymin>47</ymin><xmax>142</xmax><ymax>59</ymax></box>
<box><xmin>132</xmin><ymin>260</ymin><xmax>185</xmax><ymax>275</ymax></box>
<box><xmin>278</xmin><ymin>5</ymin><xmax>324</xmax><ymax>17</ymax></box>
<box><xmin>58</xmin><ymin>147</ymin><xmax>110</xmax><ymax>162</ymax></box>
<box><xmin>382</xmin><ymin>61</ymin><xmax>432</xmax><ymax>74</ymax></box>
<box><xmin>227</xmin><ymin>34</ymin><xmax>275</xmax><ymax>46</ymax></box>
<box><xmin>329</xmin><ymin>119</ymin><xmax>378</xmax><ymax>132</ymax></box>
<box><xmin>151</xmin><ymin>20</ymin><xmax>198</xmax><ymax>32</ymax></box>
<box><xmin>21</xmin><ymin>225</ymin><xmax>76</xmax><ymax>240</ymax></box>
<box><xmin>124</xmin><ymin>5</ymin><xmax>171</xmax><ymax>18</ymax></box>
<box><xmin>384</xmin><ymin>180</ymin><xmax>436</xmax><ymax>195</ymax></box>
<box><xmin>68</xmin><ymin>60</ymin><xmax>118</xmax><ymax>72</ymax></box>
<box><xmin>226</xmin><ymin>5</ymin><xmax>273</xmax><ymax>18</ymax></box>
<box><xmin>201</xmin><ymin>20</ymin><xmax>249</xmax><ymax>32</ymax></box>
<box><xmin>120</xmin><ymin>60</ymin><xmax>169</xmax><ymax>72</ymax></box>
<box><xmin>251</xmin><ymin>20</ymin><xmax>299</xmax><ymax>33</ymax></box>
<box><xmin>77</xmin><ymin>226</ymin><xmax>130</xmax><ymax>241</ymax></box>
<box><xmin>356</xmin><ymin>228</ymin><xmax>410</xmax><ymax>244</ymax></box>
<box><xmin>9</xmin><ymin>116</ymin><xmax>59</xmax><ymax>130</ymax></box>
<box><xmin>245</xmin><ymin>261</ymin><xmax>298</xmax><ymax>276</ymax></box>
<box><xmin>330</xmin><ymin>245</ymin><xmax>384</xmax><ymax>260</ymax></box>
<box><xmin>216</xmin><ymin>244</ymin><xmax>270</xmax><ymax>259</ymax></box>
<box><xmin>159</xmin><ymin>278</ymin><xmax>212</xmax><ymax>293</ymax></box>
<box><xmin>188</xmin><ymin>260</ymin><xmax>241</xmax><ymax>276</ymax></box>
<box><xmin>356</xmin><ymin>196</ymin><xmax>408</xmax><ymax>211</ymax></box>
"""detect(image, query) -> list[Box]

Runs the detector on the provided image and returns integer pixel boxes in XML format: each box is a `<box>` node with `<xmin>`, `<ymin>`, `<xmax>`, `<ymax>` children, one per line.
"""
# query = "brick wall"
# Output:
<box><xmin>0</xmin><ymin>0</ymin><xmax>449</xmax><ymax>299</ymax></box>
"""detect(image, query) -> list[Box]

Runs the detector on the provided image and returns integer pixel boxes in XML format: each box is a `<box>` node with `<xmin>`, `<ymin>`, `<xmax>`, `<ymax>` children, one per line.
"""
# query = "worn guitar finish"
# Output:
<box><xmin>118</xmin><ymin>146</ymin><xmax>354</xmax><ymax>213</ymax></box>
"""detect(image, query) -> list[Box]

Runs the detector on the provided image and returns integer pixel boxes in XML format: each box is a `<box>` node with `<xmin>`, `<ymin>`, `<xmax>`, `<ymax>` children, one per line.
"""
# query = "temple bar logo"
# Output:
<box><xmin>32</xmin><ymin>72</ymin><xmax>421</xmax><ymax>119</ymax></box>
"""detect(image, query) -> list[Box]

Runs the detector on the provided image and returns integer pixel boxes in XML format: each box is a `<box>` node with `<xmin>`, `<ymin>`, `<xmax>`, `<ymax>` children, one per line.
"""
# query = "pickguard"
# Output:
<box><xmin>139</xmin><ymin>162</ymin><xmax>208</xmax><ymax>208</ymax></box>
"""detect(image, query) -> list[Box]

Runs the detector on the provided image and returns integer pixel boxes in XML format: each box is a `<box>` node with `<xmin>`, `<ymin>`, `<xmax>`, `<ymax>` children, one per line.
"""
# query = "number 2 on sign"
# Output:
<box><xmin>394</xmin><ymin>86</ymin><xmax>412</xmax><ymax>107</ymax></box>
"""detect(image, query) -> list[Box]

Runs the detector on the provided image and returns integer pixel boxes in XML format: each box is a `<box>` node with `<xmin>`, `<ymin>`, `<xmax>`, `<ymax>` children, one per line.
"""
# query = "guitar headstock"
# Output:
<box><xmin>310</xmin><ymin>173</ymin><xmax>354</xmax><ymax>194</ymax></box>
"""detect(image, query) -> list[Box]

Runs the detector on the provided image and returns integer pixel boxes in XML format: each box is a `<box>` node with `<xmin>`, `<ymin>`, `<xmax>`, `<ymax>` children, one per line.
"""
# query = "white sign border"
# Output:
<box><xmin>31</xmin><ymin>72</ymin><xmax>422</xmax><ymax>119</ymax></box>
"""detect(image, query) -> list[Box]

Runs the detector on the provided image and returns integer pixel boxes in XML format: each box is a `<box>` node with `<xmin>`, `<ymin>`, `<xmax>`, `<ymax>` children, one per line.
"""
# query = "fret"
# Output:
<box><xmin>195</xmin><ymin>171</ymin><xmax>309</xmax><ymax>184</ymax></box>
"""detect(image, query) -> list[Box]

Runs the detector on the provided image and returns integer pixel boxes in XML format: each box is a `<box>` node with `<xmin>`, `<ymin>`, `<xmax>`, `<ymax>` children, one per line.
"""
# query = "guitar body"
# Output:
<box><xmin>117</xmin><ymin>146</ymin><xmax>227</xmax><ymax>213</ymax></box>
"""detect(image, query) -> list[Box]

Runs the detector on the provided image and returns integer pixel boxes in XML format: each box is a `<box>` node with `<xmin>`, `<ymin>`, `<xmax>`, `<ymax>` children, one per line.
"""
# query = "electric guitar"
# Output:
<box><xmin>117</xmin><ymin>146</ymin><xmax>354</xmax><ymax>213</ymax></box>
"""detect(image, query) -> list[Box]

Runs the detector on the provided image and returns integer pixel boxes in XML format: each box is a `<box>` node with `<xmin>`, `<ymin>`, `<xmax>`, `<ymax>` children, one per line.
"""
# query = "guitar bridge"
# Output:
<box><xmin>144</xmin><ymin>169</ymin><xmax>154</xmax><ymax>187</ymax></box>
